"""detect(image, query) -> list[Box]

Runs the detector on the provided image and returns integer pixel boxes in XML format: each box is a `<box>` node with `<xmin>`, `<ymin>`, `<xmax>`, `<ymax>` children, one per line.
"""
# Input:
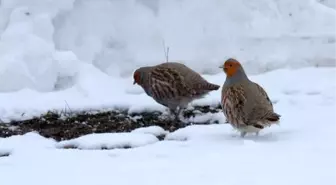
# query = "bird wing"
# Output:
<box><xmin>221</xmin><ymin>85</ymin><xmax>247</xmax><ymax>126</ymax></box>
<box><xmin>159</xmin><ymin>62</ymin><xmax>214</xmax><ymax>92</ymax></box>
<box><xmin>253</xmin><ymin>82</ymin><xmax>273</xmax><ymax>106</ymax></box>
<box><xmin>245</xmin><ymin>82</ymin><xmax>275</xmax><ymax>126</ymax></box>
<box><xmin>149</xmin><ymin>66</ymin><xmax>196</xmax><ymax>100</ymax></box>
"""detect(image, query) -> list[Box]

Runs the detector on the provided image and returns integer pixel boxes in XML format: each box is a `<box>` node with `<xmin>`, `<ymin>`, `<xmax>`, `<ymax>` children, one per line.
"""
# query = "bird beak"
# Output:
<box><xmin>219</xmin><ymin>65</ymin><xmax>228</xmax><ymax>72</ymax></box>
<box><xmin>133</xmin><ymin>81</ymin><xmax>136</xmax><ymax>85</ymax></box>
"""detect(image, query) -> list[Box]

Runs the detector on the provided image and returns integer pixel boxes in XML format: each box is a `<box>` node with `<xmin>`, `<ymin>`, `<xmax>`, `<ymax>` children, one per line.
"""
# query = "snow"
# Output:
<box><xmin>56</xmin><ymin>132</ymin><xmax>159</xmax><ymax>150</ymax></box>
<box><xmin>131</xmin><ymin>126</ymin><xmax>169</xmax><ymax>137</ymax></box>
<box><xmin>0</xmin><ymin>66</ymin><xmax>335</xmax><ymax>185</ymax></box>
<box><xmin>52</xmin><ymin>0</ymin><xmax>335</xmax><ymax>76</ymax></box>
<box><xmin>0</xmin><ymin>0</ymin><xmax>335</xmax><ymax>184</ymax></box>
<box><xmin>0</xmin><ymin>66</ymin><xmax>333</xmax><ymax>122</ymax></box>
<box><xmin>0</xmin><ymin>132</ymin><xmax>56</xmax><ymax>154</ymax></box>
<box><xmin>0</xmin><ymin>116</ymin><xmax>335</xmax><ymax>184</ymax></box>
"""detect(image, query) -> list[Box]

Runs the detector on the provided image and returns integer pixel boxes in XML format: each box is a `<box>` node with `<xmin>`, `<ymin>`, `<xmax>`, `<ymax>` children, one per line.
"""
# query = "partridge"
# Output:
<box><xmin>133</xmin><ymin>62</ymin><xmax>220</xmax><ymax>121</ymax></box>
<box><xmin>220</xmin><ymin>58</ymin><xmax>280</xmax><ymax>137</ymax></box>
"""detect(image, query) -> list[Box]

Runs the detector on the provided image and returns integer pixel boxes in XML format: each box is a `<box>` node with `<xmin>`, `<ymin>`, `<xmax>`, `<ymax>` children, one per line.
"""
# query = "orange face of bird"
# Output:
<box><xmin>219</xmin><ymin>58</ymin><xmax>241</xmax><ymax>77</ymax></box>
<box><xmin>133</xmin><ymin>71</ymin><xmax>141</xmax><ymax>85</ymax></box>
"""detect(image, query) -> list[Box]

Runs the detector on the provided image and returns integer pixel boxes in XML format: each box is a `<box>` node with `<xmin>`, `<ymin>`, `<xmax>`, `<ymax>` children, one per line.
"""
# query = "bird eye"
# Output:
<box><xmin>229</xmin><ymin>64</ymin><xmax>233</xmax><ymax>67</ymax></box>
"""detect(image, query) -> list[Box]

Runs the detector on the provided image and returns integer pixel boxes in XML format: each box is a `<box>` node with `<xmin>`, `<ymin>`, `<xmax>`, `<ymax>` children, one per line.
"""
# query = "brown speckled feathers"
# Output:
<box><xmin>134</xmin><ymin>62</ymin><xmax>220</xmax><ymax>112</ymax></box>
<box><xmin>221</xmin><ymin>84</ymin><xmax>246</xmax><ymax>128</ymax></box>
<box><xmin>220</xmin><ymin>58</ymin><xmax>280</xmax><ymax>136</ymax></box>
<box><xmin>149</xmin><ymin>65</ymin><xmax>197</xmax><ymax>100</ymax></box>
<box><xmin>222</xmin><ymin>82</ymin><xmax>279</xmax><ymax>130</ymax></box>
<box><xmin>253</xmin><ymin>82</ymin><xmax>273</xmax><ymax>107</ymax></box>
<box><xmin>158</xmin><ymin>63</ymin><xmax>220</xmax><ymax>90</ymax></box>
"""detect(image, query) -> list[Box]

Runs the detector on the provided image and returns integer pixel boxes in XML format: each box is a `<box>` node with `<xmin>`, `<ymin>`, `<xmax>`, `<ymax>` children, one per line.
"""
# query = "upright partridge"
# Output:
<box><xmin>220</xmin><ymin>58</ymin><xmax>281</xmax><ymax>137</ymax></box>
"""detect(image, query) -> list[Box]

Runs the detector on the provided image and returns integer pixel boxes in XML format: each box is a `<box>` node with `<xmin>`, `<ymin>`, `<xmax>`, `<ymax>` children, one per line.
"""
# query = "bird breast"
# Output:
<box><xmin>221</xmin><ymin>94</ymin><xmax>231</xmax><ymax>120</ymax></box>
<box><xmin>221</xmin><ymin>91</ymin><xmax>245</xmax><ymax>128</ymax></box>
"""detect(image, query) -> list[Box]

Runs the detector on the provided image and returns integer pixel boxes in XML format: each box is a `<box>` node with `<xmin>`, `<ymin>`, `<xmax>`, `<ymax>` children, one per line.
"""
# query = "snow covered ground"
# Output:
<box><xmin>0</xmin><ymin>0</ymin><xmax>335</xmax><ymax>184</ymax></box>
<box><xmin>0</xmin><ymin>67</ymin><xmax>335</xmax><ymax>185</ymax></box>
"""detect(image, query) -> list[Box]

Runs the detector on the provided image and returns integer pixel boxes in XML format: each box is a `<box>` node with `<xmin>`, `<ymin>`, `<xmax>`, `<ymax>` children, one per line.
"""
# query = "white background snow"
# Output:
<box><xmin>0</xmin><ymin>0</ymin><xmax>335</xmax><ymax>185</ymax></box>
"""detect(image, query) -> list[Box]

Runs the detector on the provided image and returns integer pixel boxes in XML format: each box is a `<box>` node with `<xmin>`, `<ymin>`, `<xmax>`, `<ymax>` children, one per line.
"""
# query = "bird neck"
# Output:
<box><xmin>224</xmin><ymin>67</ymin><xmax>249</xmax><ymax>87</ymax></box>
<box><xmin>138</xmin><ymin>67</ymin><xmax>151</xmax><ymax>84</ymax></box>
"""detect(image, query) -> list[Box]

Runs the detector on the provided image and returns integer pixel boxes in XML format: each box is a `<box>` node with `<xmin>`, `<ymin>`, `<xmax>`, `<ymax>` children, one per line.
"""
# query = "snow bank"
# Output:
<box><xmin>53</xmin><ymin>0</ymin><xmax>336</xmax><ymax>76</ymax></box>
<box><xmin>0</xmin><ymin>132</ymin><xmax>56</xmax><ymax>154</ymax></box>
<box><xmin>56</xmin><ymin>132</ymin><xmax>159</xmax><ymax>150</ymax></box>
<box><xmin>131</xmin><ymin>126</ymin><xmax>169</xmax><ymax>137</ymax></box>
<box><xmin>0</xmin><ymin>0</ymin><xmax>334</xmax><ymax>93</ymax></box>
<box><xmin>0</xmin><ymin>1</ymin><xmax>80</xmax><ymax>92</ymax></box>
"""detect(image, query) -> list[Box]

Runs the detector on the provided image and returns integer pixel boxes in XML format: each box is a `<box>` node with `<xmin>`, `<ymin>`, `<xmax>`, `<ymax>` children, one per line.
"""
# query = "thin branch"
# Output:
<box><xmin>64</xmin><ymin>100</ymin><xmax>73</xmax><ymax>117</ymax></box>
<box><xmin>166</xmin><ymin>47</ymin><xmax>169</xmax><ymax>62</ymax></box>
<box><xmin>162</xmin><ymin>39</ymin><xmax>170</xmax><ymax>63</ymax></box>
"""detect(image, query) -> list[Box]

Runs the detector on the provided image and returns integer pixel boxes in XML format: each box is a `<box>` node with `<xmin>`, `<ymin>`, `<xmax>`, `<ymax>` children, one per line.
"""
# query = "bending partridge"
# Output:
<box><xmin>133</xmin><ymin>62</ymin><xmax>220</xmax><ymax>121</ymax></box>
<box><xmin>220</xmin><ymin>58</ymin><xmax>280</xmax><ymax>137</ymax></box>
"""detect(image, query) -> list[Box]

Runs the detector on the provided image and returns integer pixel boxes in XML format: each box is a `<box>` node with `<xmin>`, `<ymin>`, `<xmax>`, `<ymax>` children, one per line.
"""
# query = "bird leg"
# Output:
<box><xmin>168</xmin><ymin>108</ymin><xmax>180</xmax><ymax>121</ymax></box>
<box><xmin>255</xmin><ymin>131</ymin><xmax>260</xmax><ymax>136</ymax></box>
<box><xmin>240</xmin><ymin>131</ymin><xmax>247</xmax><ymax>138</ymax></box>
<box><xmin>176</xmin><ymin>107</ymin><xmax>183</xmax><ymax>119</ymax></box>
<box><xmin>173</xmin><ymin>109</ymin><xmax>180</xmax><ymax>122</ymax></box>
<box><xmin>170</xmin><ymin>107</ymin><xmax>186</xmax><ymax>127</ymax></box>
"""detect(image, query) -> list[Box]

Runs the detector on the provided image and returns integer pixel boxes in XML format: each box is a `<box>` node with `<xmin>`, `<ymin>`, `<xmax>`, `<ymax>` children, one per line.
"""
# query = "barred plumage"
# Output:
<box><xmin>221</xmin><ymin>84</ymin><xmax>246</xmax><ymax>129</ymax></box>
<box><xmin>220</xmin><ymin>58</ymin><xmax>280</xmax><ymax>137</ymax></box>
<box><xmin>133</xmin><ymin>62</ymin><xmax>220</xmax><ymax>121</ymax></box>
<box><xmin>149</xmin><ymin>66</ymin><xmax>196</xmax><ymax>100</ymax></box>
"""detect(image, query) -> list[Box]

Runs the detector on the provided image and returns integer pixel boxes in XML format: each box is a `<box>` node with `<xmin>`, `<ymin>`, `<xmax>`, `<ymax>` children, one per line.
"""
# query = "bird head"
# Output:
<box><xmin>133</xmin><ymin>67</ymin><xmax>153</xmax><ymax>85</ymax></box>
<box><xmin>219</xmin><ymin>58</ymin><xmax>243</xmax><ymax>77</ymax></box>
<box><xmin>133</xmin><ymin>70</ymin><xmax>142</xmax><ymax>85</ymax></box>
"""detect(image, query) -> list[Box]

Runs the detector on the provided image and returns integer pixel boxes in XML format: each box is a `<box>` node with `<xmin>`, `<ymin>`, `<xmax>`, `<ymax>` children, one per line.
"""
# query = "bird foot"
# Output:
<box><xmin>240</xmin><ymin>131</ymin><xmax>247</xmax><ymax>138</ymax></box>
<box><xmin>174</xmin><ymin>114</ymin><xmax>187</xmax><ymax>128</ymax></box>
<box><xmin>165</xmin><ymin>107</ymin><xmax>188</xmax><ymax>128</ymax></box>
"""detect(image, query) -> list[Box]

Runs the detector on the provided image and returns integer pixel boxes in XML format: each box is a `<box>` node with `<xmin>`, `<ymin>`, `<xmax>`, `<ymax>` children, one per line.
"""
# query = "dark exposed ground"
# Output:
<box><xmin>0</xmin><ymin>104</ymin><xmax>222</xmax><ymax>141</ymax></box>
<box><xmin>0</xmin><ymin>151</ymin><xmax>10</xmax><ymax>157</ymax></box>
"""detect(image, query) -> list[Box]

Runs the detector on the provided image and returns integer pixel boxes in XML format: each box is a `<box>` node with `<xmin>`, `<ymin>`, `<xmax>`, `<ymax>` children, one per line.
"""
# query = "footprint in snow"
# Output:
<box><xmin>283</xmin><ymin>90</ymin><xmax>300</xmax><ymax>95</ymax></box>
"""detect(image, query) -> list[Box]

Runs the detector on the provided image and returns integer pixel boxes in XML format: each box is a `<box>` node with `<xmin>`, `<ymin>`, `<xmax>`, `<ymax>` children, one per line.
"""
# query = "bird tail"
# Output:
<box><xmin>266</xmin><ymin>112</ymin><xmax>281</xmax><ymax>122</ymax></box>
<box><xmin>252</xmin><ymin>112</ymin><xmax>281</xmax><ymax>129</ymax></box>
<box><xmin>264</xmin><ymin>112</ymin><xmax>281</xmax><ymax>127</ymax></box>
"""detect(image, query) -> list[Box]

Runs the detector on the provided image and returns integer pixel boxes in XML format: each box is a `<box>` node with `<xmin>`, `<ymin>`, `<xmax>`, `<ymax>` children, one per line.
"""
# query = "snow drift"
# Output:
<box><xmin>0</xmin><ymin>0</ymin><xmax>334</xmax><ymax>92</ymax></box>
